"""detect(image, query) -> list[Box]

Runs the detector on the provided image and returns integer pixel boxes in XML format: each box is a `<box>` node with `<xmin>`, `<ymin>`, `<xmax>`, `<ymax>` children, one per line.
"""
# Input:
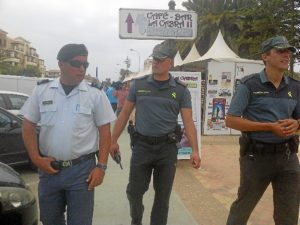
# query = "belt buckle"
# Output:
<box><xmin>62</xmin><ymin>160</ymin><xmax>72</xmax><ymax>167</ymax></box>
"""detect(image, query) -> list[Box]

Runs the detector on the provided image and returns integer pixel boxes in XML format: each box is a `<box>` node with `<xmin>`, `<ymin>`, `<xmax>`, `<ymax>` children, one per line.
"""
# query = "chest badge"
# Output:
<box><xmin>288</xmin><ymin>91</ymin><xmax>292</xmax><ymax>98</ymax></box>
<box><xmin>171</xmin><ymin>92</ymin><xmax>177</xmax><ymax>99</ymax></box>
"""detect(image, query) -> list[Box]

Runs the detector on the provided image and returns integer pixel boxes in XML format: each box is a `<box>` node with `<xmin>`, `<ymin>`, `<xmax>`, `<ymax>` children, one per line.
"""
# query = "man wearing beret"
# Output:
<box><xmin>21</xmin><ymin>44</ymin><xmax>116</xmax><ymax>225</ymax></box>
<box><xmin>110</xmin><ymin>40</ymin><xmax>201</xmax><ymax>225</ymax></box>
<box><xmin>226</xmin><ymin>36</ymin><xmax>300</xmax><ymax>225</ymax></box>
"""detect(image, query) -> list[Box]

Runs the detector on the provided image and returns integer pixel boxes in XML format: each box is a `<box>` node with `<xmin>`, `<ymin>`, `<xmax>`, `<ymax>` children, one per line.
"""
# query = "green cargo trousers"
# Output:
<box><xmin>126</xmin><ymin>139</ymin><xmax>178</xmax><ymax>225</ymax></box>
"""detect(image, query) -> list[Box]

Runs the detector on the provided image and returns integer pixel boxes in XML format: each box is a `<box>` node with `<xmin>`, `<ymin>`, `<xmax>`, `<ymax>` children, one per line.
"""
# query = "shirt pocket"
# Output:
<box><xmin>73</xmin><ymin>106</ymin><xmax>93</xmax><ymax>129</ymax></box>
<box><xmin>39</xmin><ymin>104</ymin><xmax>57</xmax><ymax>126</ymax></box>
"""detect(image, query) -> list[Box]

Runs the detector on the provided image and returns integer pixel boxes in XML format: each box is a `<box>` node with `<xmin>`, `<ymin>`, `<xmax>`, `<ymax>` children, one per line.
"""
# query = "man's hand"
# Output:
<box><xmin>278</xmin><ymin>119</ymin><xmax>299</xmax><ymax>136</ymax></box>
<box><xmin>86</xmin><ymin>167</ymin><xmax>105</xmax><ymax>191</ymax></box>
<box><xmin>109</xmin><ymin>142</ymin><xmax>120</xmax><ymax>159</ymax></box>
<box><xmin>190</xmin><ymin>150</ymin><xmax>201</xmax><ymax>169</ymax></box>
<box><xmin>33</xmin><ymin>156</ymin><xmax>58</xmax><ymax>174</ymax></box>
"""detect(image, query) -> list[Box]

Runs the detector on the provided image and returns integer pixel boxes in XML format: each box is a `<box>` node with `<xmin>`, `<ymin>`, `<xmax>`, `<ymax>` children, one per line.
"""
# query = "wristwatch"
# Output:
<box><xmin>96</xmin><ymin>163</ymin><xmax>107</xmax><ymax>171</ymax></box>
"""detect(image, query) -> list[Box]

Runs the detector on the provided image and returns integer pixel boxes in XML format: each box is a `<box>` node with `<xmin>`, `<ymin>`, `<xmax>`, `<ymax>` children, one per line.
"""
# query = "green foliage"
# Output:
<box><xmin>0</xmin><ymin>62</ymin><xmax>41</xmax><ymax>77</ymax></box>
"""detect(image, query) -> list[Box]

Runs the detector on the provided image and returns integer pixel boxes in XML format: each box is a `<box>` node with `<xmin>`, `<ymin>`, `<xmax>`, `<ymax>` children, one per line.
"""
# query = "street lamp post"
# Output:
<box><xmin>130</xmin><ymin>48</ymin><xmax>140</xmax><ymax>72</ymax></box>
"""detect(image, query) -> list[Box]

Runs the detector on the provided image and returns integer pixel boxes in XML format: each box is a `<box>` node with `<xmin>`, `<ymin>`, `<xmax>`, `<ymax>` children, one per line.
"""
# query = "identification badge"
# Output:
<box><xmin>42</xmin><ymin>100</ymin><xmax>53</xmax><ymax>105</ymax></box>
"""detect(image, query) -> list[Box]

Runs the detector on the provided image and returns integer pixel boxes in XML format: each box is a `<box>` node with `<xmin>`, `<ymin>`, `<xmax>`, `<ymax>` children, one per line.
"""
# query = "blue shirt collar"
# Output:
<box><xmin>259</xmin><ymin>69</ymin><xmax>289</xmax><ymax>85</ymax></box>
<box><xmin>147</xmin><ymin>74</ymin><xmax>176</xmax><ymax>87</ymax></box>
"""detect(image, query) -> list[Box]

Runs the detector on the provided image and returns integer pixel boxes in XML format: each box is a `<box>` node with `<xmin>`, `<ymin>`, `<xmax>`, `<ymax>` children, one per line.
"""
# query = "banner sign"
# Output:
<box><xmin>119</xmin><ymin>8</ymin><xmax>197</xmax><ymax>40</ymax></box>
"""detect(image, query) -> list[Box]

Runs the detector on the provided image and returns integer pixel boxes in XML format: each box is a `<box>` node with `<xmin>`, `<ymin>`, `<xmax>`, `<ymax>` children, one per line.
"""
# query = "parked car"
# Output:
<box><xmin>0</xmin><ymin>107</ymin><xmax>36</xmax><ymax>168</ymax></box>
<box><xmin>0</xmin><ymin>162</ymin><xmax>38</xmax><ymax>225</ymax></box>
<box><xmin>0</xmin><ymin>91</ymin><xmax>29</xmax><ymax>116</ymax></box>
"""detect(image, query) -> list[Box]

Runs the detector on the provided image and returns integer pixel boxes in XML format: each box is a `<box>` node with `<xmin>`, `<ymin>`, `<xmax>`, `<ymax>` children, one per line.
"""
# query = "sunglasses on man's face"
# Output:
<box><xmin>68</xmin><ymin>60</ymin><xmax>89</xmax><ymax>69</ymax></box>
<box><xmin>153</xmin><ymin>57</ymin><xmax>168</xmax><ymax>63</ymax></box>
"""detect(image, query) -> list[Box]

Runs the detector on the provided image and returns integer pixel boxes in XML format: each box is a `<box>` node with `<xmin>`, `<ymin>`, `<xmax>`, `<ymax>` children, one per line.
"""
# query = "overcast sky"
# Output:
<box><xmin>0</xmin><ymin>0</ymin><xmax>187</xmax><ymax>81</ymax></box>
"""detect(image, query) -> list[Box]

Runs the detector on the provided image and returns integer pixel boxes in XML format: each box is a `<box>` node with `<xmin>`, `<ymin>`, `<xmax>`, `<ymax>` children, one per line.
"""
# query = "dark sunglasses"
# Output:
<box><xmin>153</xmin><ymin>57</ymin><xmax>167</xmax><ymax>63</ymax></box>
<box><xmin>68</xmin><ymin>60</ymin><xmax>89</xmax><ymax>69</ymax></box>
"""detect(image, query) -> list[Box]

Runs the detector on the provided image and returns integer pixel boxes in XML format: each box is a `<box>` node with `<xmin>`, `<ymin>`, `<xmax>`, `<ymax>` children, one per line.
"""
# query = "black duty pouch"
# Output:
<box><xmin>174</xmin><ymin>124</ymin><xmax>183</xmax><ymax>142</ymax></box>
<box><xmin>239</xmin><ymin>136</ymin><xmax>249</xmax><ymax>157</ymax></box>
<box><xmin>288</xmin><ymin>136</ymin><xmax>299</xmax><ymax>153</ymax></box>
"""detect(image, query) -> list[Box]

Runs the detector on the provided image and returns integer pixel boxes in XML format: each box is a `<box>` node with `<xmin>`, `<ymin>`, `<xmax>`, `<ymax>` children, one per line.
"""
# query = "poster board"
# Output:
<box><xmin>203</xmin><ymin>61</ymin><xmax>234</xmax><ymax>135</ymax></box>
<box><xmin>171</xmin><ymin>71</ymin><xmax>201</xmax><ymax>159</ymax></box>
<box><xmin>203</xmin><ymin>60</ymin><xmax>264</xmax><ymax>135</ymax></box>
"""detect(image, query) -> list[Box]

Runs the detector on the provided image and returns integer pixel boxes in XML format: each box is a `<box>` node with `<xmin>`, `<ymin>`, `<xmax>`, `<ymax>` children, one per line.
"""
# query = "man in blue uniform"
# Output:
<box><xmin>21</xmin><ymin>44</ymin><xmax>116</xmax><ymax>225</ymax></box>
<box><xmin>225</xmin><ymin>36</ymin><xmax>300</xmax><ymax>225</ymax></box>
<box><xmin>110</xmin><ymin>40</ymin><xmax>201</xmax><ymax>225</ymax></box>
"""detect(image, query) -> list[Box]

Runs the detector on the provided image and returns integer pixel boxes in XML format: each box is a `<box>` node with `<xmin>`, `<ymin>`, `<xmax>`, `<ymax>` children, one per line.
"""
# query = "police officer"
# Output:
<box><xmin>110</xmin><ymin>40</ymin><xmax>201</xmax><ymax>225</ymax></box>
<box><xmin>225</xmin><ymin>36</ymin><xmax>300</xmax><ymax>225</ymax></box>
<box><xmin>21</xmin><ymin>44</ymin><xmax>116</xmax><ymax>225</ymax></box>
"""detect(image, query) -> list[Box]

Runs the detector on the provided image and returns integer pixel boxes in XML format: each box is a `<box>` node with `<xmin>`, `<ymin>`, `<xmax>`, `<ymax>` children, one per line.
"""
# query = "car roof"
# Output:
<box><xmin>0</xmin><ymin>107</ymin><xmax>23</xmax><ymax>120</ymax></box>
<box><xmin>0</xmin><ymin>90</ymin><xmax>29</xmax><ymax>97</ymax></box>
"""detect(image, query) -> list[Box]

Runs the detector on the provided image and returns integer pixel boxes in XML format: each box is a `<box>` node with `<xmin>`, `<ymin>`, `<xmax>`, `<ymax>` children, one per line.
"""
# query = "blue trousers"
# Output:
<box><xmin>127</xmin><ymin>140</ymin><xmax>178</xmax><ymax>225</ymax></box>
<box><xmin>38</xmin><ymin>158</ymin><xmax>96</xmax><ymax>225</ymax></box>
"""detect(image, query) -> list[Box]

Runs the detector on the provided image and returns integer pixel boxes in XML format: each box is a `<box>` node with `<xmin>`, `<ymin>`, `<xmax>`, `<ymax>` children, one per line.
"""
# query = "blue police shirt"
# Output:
<box><xmin>127</xmin><ymin>74</ymin><xmax>191</xmax><ymax>136</ymax></box>
<box><xmin>228</xmin><ymin>70</ymin><xmax>300</xmax><ymax>143</ymax></box>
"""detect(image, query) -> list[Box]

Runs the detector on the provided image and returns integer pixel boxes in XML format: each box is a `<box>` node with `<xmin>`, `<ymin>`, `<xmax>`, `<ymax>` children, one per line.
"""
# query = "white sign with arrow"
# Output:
<box><xmin>119</xmin><ymin>8</ymin><xmax>197</xmax><ymax>40</ymax></box>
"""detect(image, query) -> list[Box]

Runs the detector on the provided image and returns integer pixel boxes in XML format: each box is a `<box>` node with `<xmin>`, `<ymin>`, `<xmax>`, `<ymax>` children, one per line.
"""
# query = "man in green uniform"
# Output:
<box><xmin>110</xmin><ymin>40</ymin><xmax>201</xmax><ymax>225</ymax></box>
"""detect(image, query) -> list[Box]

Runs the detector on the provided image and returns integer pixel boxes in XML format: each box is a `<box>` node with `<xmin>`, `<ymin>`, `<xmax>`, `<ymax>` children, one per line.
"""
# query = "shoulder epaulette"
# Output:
<box><xmin>287</xmin><ymin>75</ymin><xmax>300</xmax><ymax>83</ymax></box>
<box><xmin>240</xmin><ymin>73</ymin><xmax>259</xmax><ymax>84</ymax></box>
<box><xmin>37</xmin><ymin>79</ymin><xmax>50</xmax><ymax>85</ymax></box>
<box><xmin>174</xmin><ymin>77</ymin><xmax>187</xmax><ymax>87</ymax></box>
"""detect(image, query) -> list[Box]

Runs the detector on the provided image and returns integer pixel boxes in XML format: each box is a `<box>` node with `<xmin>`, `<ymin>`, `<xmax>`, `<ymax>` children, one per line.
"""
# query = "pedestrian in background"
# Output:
<box><xmin>106</xmin><ymin>85</ymin><xmax>117</xmax><ymax>112</ymax></box>
<box><xmin>21</xmin><ymin>44</ymin><xmax>116</xmax><ymax>225</ymax></box>
<box><xmin>225</xmin><ymin>36</ymin><xmax>300</xmax><ymax>225</ymax></box>
<box><xmin>113</xmin><ymin>82</ymin><xmax>129</xmax><ymax>117</ymax></box>
<box><xmin>110</xmin><ymin>40</ymin><xmax>201</xmax><ymax>225</ymax></box>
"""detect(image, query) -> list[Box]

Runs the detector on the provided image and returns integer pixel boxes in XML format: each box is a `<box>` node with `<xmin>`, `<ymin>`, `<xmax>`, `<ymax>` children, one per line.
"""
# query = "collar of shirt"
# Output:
<box><xmin>146</xmin><ymin>74</ymin><xmax>176</xmax><ymax>89</ymax></box>
<box><xmin>259</xmin><ymin>69</ymin><xmax>289</xmax><ymax>85</ymax></box>
<box><xmin>49</xmin><ymin>78</ymin><xmax>89</xmax><ymax>95</ymax></box>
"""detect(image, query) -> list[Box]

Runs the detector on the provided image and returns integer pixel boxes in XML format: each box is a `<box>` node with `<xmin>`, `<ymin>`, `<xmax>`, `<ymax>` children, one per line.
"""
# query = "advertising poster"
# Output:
<box><xmin>171</xmin><ymin>71</ymin><xmax>201</xmax><ymax>159</ymax></box>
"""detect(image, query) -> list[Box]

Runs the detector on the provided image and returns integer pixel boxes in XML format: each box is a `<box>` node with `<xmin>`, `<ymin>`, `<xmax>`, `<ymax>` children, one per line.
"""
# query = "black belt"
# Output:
<box><xmin>50</xmin><ymin>152</ymin><xmax>97</xmax><ymax>170</ymax></box>
<box><xmin>136</xmin><ymin>132</ymin><xmax>170</xmax><ymax>145</ymax></box>
<box><xmin>250</xmin><ymin>140</ymin><xmax>289</xmax><ymax>154</ymax></box>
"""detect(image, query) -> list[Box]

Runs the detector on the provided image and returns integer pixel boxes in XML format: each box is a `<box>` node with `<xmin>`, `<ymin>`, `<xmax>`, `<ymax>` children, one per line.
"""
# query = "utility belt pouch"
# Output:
<box><xmin>288</xmin><ymin>136</ymin><xmax>299</xmax><ymax>153</ymax></box>
<box><xmin>239</xmin><ymin>135</ymin><xmax>250</xmax><ymax>157</ymax></box>
<box><xmin>174</xmin><ymin>124</ymin><xmax>183</xmax><ymax>142</ymax></box>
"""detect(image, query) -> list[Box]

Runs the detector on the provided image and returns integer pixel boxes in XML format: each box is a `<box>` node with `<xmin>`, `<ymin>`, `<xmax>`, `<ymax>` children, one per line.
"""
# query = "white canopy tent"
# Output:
<box><xmin>181</xmin><ymin>43</ymin><xmax>201</xmax><ymax>65</ymax></box>
<box><xmin>123</xmin><ymin>67</ymin><xmax>152</xmax><ymax>83</ymax></box>
<box><xmin>174</xmin><ymin>51</ymin><xmax>183</xmax><ymax>67</ymax></box>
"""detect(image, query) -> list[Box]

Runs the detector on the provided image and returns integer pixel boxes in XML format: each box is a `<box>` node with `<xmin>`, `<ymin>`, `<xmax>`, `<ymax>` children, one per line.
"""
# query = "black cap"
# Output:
<box><xmin>261</xmin><ymin>36</ymin><xmax>296</xmax><ymax>53</ymax></box>
<box><xmin>152</xmin><ymin>40</ymin><xmax>177</xmax><ymax>59</ymax></box>
<box><xmin>57</xmin><ymin>44</ymin><xmax>88</xmax><ymax>61</ymax></box>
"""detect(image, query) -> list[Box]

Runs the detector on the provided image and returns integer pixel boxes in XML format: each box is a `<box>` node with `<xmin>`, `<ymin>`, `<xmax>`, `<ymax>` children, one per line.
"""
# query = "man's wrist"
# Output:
<box><xmin>96</xmin><ymin>163</ymin><xmax>107</xmax><ymax>171</ymax></box>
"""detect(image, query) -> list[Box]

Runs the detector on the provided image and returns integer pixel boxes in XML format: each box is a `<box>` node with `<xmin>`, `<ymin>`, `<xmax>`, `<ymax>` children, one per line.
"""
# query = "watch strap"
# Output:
<box><xmin>96</xmin><ymin>163</ymin><xmax>107</xmax><ymax>171</ymax></box>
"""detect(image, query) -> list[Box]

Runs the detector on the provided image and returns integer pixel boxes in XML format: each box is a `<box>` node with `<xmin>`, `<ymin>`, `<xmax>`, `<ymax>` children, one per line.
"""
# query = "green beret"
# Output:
<box><xmin>57</xmin><ymin>44</ymin><xmax>88</xmax><ymax>61</ymax></box>
<box><xmin>152</xmin><ymin>40</ymin><xmax>177</xmax><ymax>59</ymax></box>
<box><xmin>261</xmin><ymin>36</ymin><xmax>296</xmax><ymax>53</ymax></box>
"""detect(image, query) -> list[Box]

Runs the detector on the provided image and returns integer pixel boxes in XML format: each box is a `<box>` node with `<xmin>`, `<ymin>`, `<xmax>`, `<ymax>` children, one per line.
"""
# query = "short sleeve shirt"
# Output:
<box><xmin>228</xmin><ymin>70</ymin><xmax>300</xmax><ymax>143</ymax></box>
<box><xmin>21</xmin><ymin>78</ymin><xmax>116</xmax><ymax>160</ymax></box>
<box><xmin>127</xmin><ymin>74</ymin><xmax>191</xmax><ymax>136</ymax></box>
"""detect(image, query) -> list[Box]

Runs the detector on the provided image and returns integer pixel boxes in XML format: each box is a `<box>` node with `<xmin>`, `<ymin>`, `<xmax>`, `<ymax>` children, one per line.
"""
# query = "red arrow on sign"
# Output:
<box><xmin>125</xmin><ymin>13</ymin><xmax>134</xmax><ymax>33</ymax></box>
